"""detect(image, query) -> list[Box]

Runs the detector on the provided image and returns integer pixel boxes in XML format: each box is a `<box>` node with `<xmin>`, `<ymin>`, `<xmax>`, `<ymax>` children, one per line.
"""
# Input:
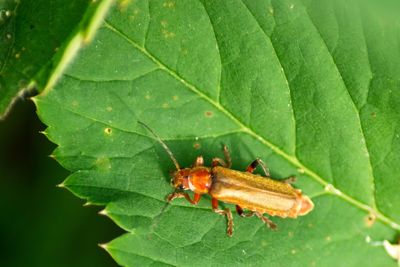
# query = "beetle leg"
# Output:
<box><xmin>246</xmin><ymin>159</ymin><xmax>270</xmax><ymax>177</ymax></box>
<box><xmin>193</xmin><ymin>156</ymin><xmax>204</xmax><ymax>167</ymax></box>
<box><xmin>167</xmin><ymin>192</ymin><xmax>201</xmax><ymax>205</ymax></box>
<box><xmin>222</xmin><ymin>145</ymin><xmax>232</xmax><ymax>168</ymax></box>
<box><xmin>255</xmin><ymin>212</ymin><xmax>277</xmax><ymax>230</ymax></box>
<box><xmin>212</xmin><ymin>198</ymin><xmax>234</xmax><ymax>236</ymax></box>
<box><xmin>281</xmin><ymin>176</ymin><xmax>297</xmax><ymax>184</ymax></box>
<box><xmin>236</xmin><ymin>206</ymin><xmax>277</xmax><ymax>230</ymax></box>
<box><xmin>212</xmin><ymin>157</ymin><xmax>228</xmax><ymax>167</ymax></box>
<box><xmin>236</xmin><ymin>205</ymin><xmax>255</xmax><ymax>217</ymax></box>
<box><xmin>211</xmin><ymin>145</ymin><xmax>232</xmax><ymax>168</ymax></box>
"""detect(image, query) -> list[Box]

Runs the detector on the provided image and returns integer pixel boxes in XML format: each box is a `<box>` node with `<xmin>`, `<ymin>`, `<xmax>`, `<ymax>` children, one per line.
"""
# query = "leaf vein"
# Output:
<box><xmin>240</xmin><ymin>0</ymin><xmax>297</xmax><ymax>154</ymax></box>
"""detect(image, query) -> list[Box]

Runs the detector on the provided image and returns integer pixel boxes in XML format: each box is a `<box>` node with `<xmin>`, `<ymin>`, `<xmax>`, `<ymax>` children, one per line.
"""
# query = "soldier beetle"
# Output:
<box><xmin>139</xmin><ymin>122</ymin><xmax>314</xmax><ymax>236</ymax></box>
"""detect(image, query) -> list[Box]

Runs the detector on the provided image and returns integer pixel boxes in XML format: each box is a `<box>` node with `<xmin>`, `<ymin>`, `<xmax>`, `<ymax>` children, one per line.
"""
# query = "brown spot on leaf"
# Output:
<box><xmin>193</xmin><ymin>142</ymin><xmax>201</xmax><ymax>149</ymax></box>
<box><xmin>205</xmin><ymin>111</ymin><xmax>213</xmax><ymax>117</ymax></box>
<box><xmin>365</xmin><ymin>213</ymin><xmax>376</xmax><ymax>227</ymax></box>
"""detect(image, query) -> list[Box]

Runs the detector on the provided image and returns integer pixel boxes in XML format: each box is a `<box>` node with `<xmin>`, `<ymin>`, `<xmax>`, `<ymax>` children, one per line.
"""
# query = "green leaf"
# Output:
<box><xmin>34</xmin><ymin>0</ymin><xmax>400</xmax><ymax>266</ymax></box>
<box><xmin>0</xmin><ymin>0</ymin><xmax>112</xmax><ymax>119</ymax></box>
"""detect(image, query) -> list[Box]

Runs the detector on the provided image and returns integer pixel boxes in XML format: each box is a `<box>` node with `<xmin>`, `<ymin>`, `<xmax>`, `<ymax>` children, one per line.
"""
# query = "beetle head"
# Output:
<box><xmin>171</xmin><ymin>167</ymin><xmax>212</xmax><ymax>194</ymax></box>
<box><xmin>171</xmin><ymin>168</ymin><xmax>191</xmax><ymax>190</ymax></box>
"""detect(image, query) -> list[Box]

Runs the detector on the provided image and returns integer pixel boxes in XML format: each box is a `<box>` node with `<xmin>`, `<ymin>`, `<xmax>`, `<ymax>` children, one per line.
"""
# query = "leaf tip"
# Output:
<box><xmin>30</xmin><ymin>96</ymin><xmax>39</xmax><ymax>105</ymax></box>
<box><xmin>98</xmin><ymin>209</ymin><xmax>108</xmax><ymax>216</ymax></box>
<box><xmin>98</xmin><ymin>243</ymin><xmax>109</xmax><ymax>250</ymax></box>
<box><xmin>56</xmin><ymin>182</ymin><xmax>65</xmax><ymax>188</ymax></box>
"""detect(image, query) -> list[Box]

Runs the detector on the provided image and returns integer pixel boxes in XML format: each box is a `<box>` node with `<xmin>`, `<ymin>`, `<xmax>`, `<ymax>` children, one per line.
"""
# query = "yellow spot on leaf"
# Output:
<box><xmin>96</xmin><ymin>157</ymin><xmax>111</xmax><ymax>171</ymax></box>
<box><xmin>162</xmin><ymin>29</ymin><xmax>176</xmax><ymax>39</ymax></box>
<box><xmin>160</xmin><ymin>20</ymin><xmax>168</xmax><ymax>27</ymax></box>
<box><xmin>118</xmin><ymin>0</ymin><xmax>132</xmax><ymax>12</ymax></box>
<box><xmin>180</xmin><ymin>48</ymin><xmax>188</xmax><ymax>55</ymax></box>
<box><xmin>268</xmin><ymin>7</ymin><xmax>274</xmax><ymax>14</ymax></box>
<box><xmin>104</xmin><ymin>127</ymin><xmax>112</xmax><ymax>135</ymax></box>
<box><xmin>163</xmin><ymin>1</ymin><xmax>175</xmax><ymax>8</ymax></box>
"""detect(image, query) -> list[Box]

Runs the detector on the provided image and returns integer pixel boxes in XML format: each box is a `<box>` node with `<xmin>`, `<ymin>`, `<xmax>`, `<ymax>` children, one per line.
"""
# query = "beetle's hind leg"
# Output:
<box><xmin>246</xmin><ymin>159</ymin><xmax>270</xmax><ymax>177</ymax></box>
<box><xmin>212</xmin><ymin>198</ymin><xmax>234</xmax><ymax>236</ymax></box>
<box><xmin>236</xmin><ymin>206</ymin><xmax>277</xmax><ymax>230</ymax></box>
<box><xmin>255</xmin><ymin>212</ymin><xmax>277</xmax><ymax>230</ymax></box>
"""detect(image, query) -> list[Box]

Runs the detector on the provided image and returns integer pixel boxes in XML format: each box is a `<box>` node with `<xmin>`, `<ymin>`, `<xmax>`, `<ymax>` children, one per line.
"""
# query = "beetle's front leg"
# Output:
<box><xmin>212</xmin><ymin>198</ymin><xmax>234</xmax><ymax>237</ymax></box>
<box><xmin>212</xmin><ymin>145</ymin><xmax>232</xmax><ymax>168</ymax></box>
<box><xmin>212</xmin><ymin>157</ymin><xmax>228</xmax><ymax>168</ymax></box>
<box><xmin>167</xmin><ymin>192</ymin><xmax>201</xmax><ymax>205</ymax></box>
<box><xmin>192</xmin><ymin>156</ymin><xmax>204</xmax><ymax>167</ymax></box>
<box><xmin>222</xmin><ymin>145</ymin><xmax>232</xmax><ymax>168</ymax></box>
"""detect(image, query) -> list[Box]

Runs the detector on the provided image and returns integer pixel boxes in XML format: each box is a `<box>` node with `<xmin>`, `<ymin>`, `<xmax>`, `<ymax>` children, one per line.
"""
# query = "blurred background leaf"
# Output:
<box><xmin>0</xmin><ymin>0</ymin><xmax>110</xmax><ymax>119</ymax></box>
<box><xmin>0</xmin><ymin>98</ymin><xmax>123</xmax><ymax>267</ymax></box>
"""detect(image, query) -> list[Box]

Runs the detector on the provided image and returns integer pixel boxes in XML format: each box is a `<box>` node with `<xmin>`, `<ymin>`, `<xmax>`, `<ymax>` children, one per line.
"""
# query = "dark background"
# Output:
<box><xmin>0</xmin><ymin>99</ymin><xmax>123</xmax><ymax>267</ymax></box>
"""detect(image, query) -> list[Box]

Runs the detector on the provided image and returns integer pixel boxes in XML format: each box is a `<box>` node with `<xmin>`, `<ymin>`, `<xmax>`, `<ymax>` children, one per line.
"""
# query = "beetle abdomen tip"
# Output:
<box><xmin>298</xmin><ymin>196</ymin><xmax>314</xmax><ymax>216</ymax></box>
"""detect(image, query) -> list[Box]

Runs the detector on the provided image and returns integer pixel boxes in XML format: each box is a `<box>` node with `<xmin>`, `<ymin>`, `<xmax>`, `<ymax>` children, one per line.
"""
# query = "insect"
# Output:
<box><xmin>139</xmin><ymin>122</ymin><xmax>314</xmax><ymax>236</ymax></box>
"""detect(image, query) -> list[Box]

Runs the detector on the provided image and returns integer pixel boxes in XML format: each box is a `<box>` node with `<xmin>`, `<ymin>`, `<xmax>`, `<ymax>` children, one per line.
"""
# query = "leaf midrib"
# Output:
<box><xmin>102</xmin><ymin>21</ymin><xmax>400</xmax><ymax>231</ymax></box>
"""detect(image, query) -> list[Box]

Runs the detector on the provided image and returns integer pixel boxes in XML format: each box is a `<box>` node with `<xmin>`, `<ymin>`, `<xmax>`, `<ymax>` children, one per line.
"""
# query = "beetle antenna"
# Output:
<box><xmin>150</xmin><ymin>201</ymin><xmax>171</xmax><ymax>232</ymax></box>
<box><xmin>138</xmin><ymin>121</ymin><xmax>181</xmax><ymax>170</ymax></box>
